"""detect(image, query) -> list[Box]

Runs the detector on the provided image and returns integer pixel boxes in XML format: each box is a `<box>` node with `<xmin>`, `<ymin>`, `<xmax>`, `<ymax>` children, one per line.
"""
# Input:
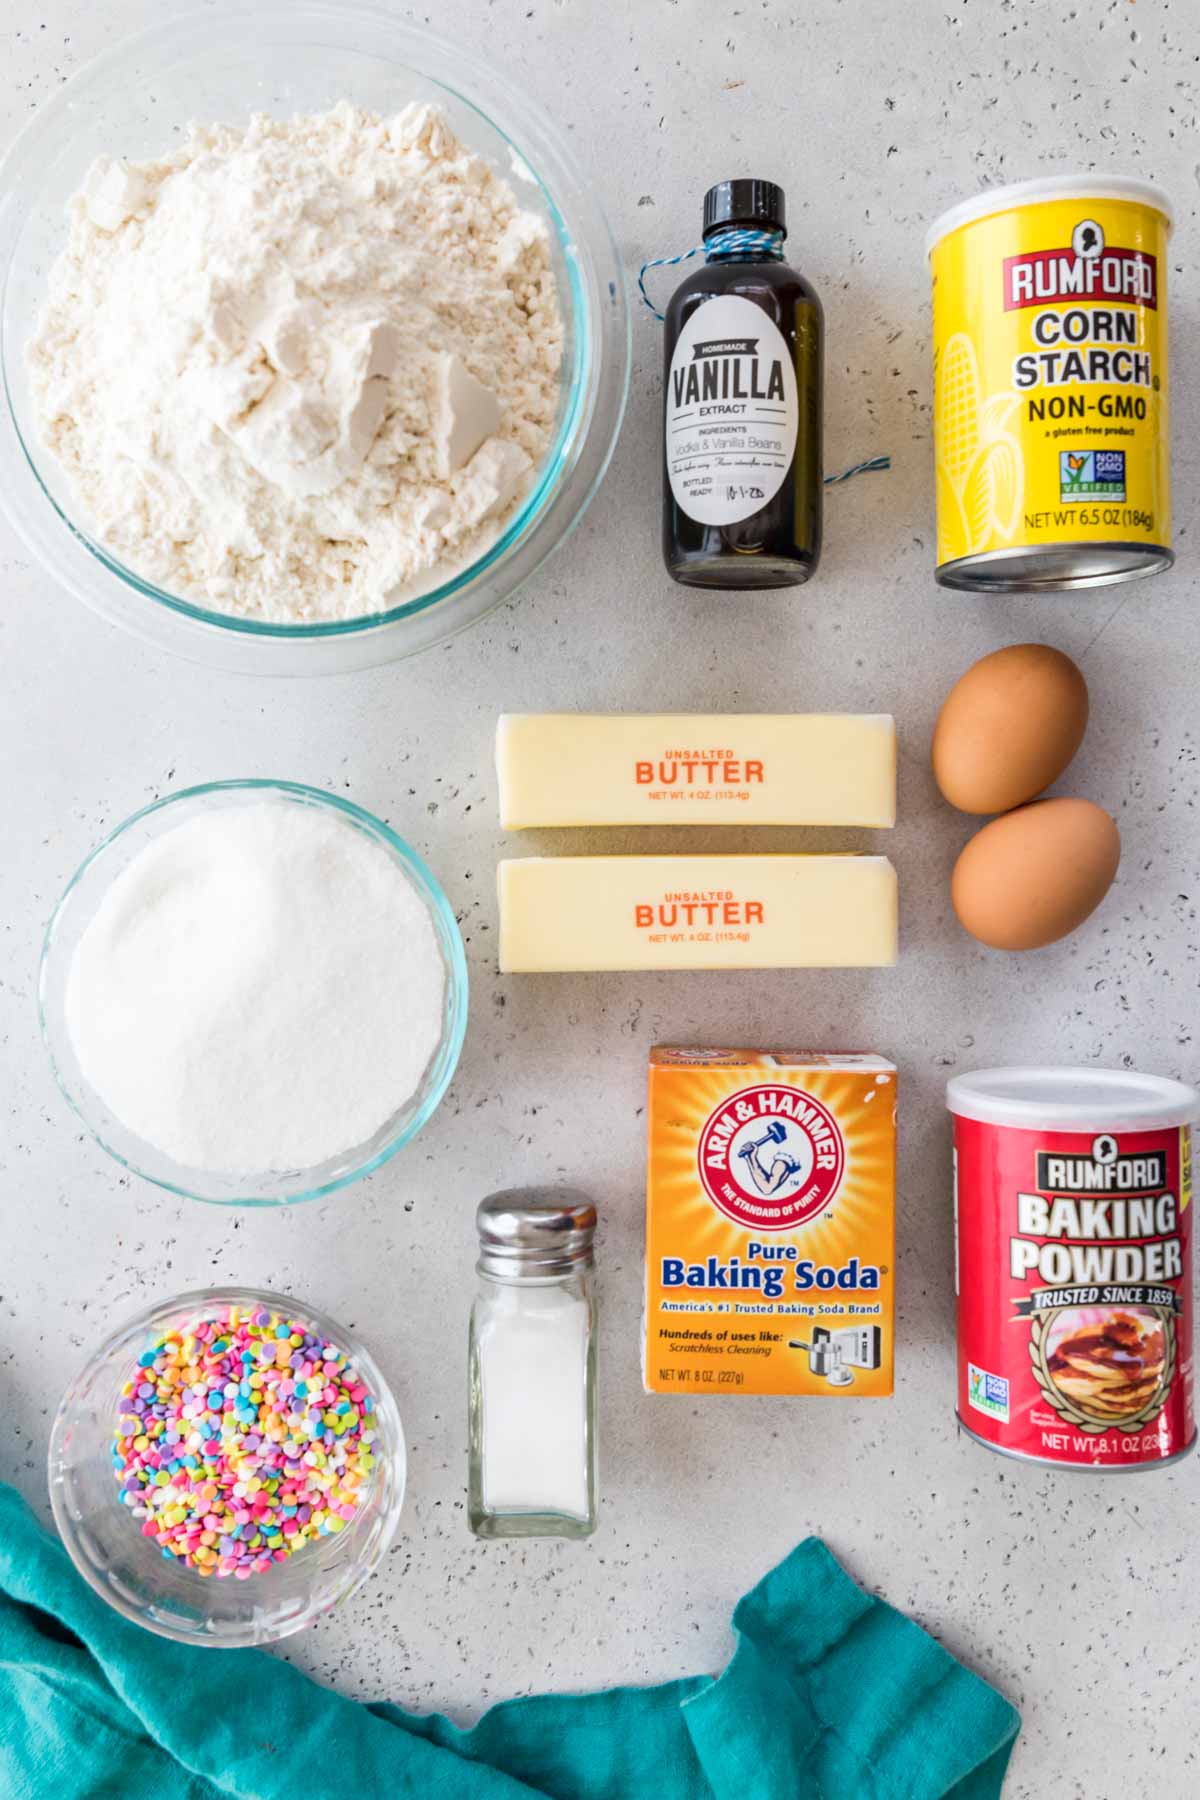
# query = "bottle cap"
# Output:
<box><xmin>703</xmin><ymin>178</ymin><xmax>787</xmax><ymax>239</ymax></box>
<box><xmin>475</xmin><ymin>1188</ymin><xmax>597</xmax><ymax>1279</ymax></box>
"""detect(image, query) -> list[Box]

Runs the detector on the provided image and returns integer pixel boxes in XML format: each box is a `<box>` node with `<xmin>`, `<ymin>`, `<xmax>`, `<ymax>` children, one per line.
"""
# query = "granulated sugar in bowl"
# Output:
<box><xmin>0</xmin><ymin>5</ymin><xmax>628</xmax><ymax>673</ymax></box>
<box><xmin>39</xmin><ymin>782</ymin><xmax>468</xmax><ymax>1205</ymax></box>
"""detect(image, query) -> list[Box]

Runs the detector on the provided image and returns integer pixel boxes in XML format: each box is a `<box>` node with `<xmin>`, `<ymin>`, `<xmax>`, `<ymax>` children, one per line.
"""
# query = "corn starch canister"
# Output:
<box><xmin>949</xmin><ymin>1069</ymin><xmax>1197</xmax><ymax>1471</ymax></box>
<box><xmin>927</xmin><ymin>177</ymin><xmax>1173</xmax><ymax>591</ymax></box>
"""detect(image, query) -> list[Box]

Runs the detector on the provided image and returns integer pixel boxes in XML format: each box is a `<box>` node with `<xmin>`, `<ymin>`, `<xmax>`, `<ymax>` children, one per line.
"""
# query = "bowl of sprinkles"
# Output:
<box><xmin>48</xmin><ymin>1287</ymin><xmax>405</xmax><ymax>1645</ymax></box>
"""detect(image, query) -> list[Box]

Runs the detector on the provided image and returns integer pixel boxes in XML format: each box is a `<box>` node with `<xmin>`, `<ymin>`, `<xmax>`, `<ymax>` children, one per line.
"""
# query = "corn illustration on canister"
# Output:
<box><xmin>928</xmin><ymin>176</ymin><xmax>1172</xmax><ymax>591</ymax></box>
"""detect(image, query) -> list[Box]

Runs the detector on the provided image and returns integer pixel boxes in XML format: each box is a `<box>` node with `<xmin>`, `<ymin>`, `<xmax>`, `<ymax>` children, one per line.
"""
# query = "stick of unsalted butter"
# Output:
<box><xmin>496</xmin><ymin>713</ymin><xmax>896</xmax><ymax>828</ymax></box>
<box><xmin>498</xmin><ymin>855</ymin><xmax>898</xmax><ymax>972</ymax></box>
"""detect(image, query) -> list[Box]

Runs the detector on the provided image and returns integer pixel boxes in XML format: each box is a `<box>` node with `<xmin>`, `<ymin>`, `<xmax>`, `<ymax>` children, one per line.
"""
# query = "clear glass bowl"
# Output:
<box><xmin>49</xmin><ymin>1286</ymin><xmax>406</xmax><ymax>1646</ymax></box>
<box><xmin>0</xmin><ymin>4</ymin><xmax>629</xmax><ymax>674</ymax></box>
<box><xmin>39</xmin><ymin>780</ymin><xmax>468</xmax><ymax>1204</ymax></box>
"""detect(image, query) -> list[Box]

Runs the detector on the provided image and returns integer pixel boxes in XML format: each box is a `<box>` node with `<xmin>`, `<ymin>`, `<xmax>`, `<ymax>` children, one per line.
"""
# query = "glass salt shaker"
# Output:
<box><xmin>468</xmin><ymin>1188</ymin><xmax>598</xmax><ymax>1539</ymax></box>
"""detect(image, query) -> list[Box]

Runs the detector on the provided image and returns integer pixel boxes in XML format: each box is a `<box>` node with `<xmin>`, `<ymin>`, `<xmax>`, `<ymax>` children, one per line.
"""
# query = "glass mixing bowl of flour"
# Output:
<box><xmin>50</xmin><ymin>1285</ymin><xmax>406</xmax><ymax>1646</ymax></box>
<box><xmin>39</xmin><ymin>781</ymin><xmax>469</xmax><ymax>1204</ymax></box>
<box><xmin>0</xmin><ymin>5</ymin><xmax>628</xmax><ymax>673</ymax></box>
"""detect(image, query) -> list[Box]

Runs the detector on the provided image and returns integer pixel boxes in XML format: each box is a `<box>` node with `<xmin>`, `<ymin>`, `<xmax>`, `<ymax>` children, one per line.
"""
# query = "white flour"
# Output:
<box><xmin>65</xmin><ymin>801</ymin><xmax>446</xmax><ymax>1172</ymax></box>
<box><xmin>28</xmin><ymin>102</ymin><xmax>562</xmax><ymax>623</ymax></box>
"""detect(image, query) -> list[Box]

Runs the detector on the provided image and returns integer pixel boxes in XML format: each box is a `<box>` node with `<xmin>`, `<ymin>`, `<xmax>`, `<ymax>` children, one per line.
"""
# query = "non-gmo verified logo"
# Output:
<box><xmin>967</xmin><ymin>1362</ymin><xmax>1010</xmax><ymax>1422</ymax></box>
<box><xmin>1060</xmin><ymin>448</ymin><xmax>1126</xmax><ymax>502</ymax></box>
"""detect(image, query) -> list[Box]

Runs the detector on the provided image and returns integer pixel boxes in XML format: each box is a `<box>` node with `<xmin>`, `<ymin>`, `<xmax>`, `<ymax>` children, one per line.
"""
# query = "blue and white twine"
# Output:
<box><xmin>637</xmin><ymin>230</ymin><xmax>784</xmax><ymax>320</ymax></box>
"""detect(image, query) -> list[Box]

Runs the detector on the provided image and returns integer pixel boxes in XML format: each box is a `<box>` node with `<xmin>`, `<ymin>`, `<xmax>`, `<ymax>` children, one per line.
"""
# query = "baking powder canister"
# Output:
<box><xmin>948</xmin><ymin>1068</ymin><xmax>1197</xmax><ymax>1471</ymax></box>
<box><xmin>927</xmin><ymin>176</ymin><xmax>1173</xmax><ymax>591</ymax></box>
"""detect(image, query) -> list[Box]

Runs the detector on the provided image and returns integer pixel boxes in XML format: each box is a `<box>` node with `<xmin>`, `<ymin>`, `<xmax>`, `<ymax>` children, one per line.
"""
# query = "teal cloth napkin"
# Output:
<box><xmin>0</xmin><ymin>1482</ymin><xmax>1018</xmax><ymax>1799</ymax></box>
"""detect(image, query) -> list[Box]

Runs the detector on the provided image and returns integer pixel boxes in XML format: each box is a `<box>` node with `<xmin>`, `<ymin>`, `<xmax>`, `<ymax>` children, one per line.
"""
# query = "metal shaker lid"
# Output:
<box><xmin>475</xmin><ymin>1188</ymin><xmax>597</xmax><ymax>1278</ymax></box>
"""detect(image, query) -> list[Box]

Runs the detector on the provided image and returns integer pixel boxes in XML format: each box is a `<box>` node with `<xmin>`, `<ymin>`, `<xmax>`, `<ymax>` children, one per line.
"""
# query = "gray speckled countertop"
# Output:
<box><xmin>2</xmin><ymin>2</ymin><xmax>1197</xmax><ymax>1795</ymax></box>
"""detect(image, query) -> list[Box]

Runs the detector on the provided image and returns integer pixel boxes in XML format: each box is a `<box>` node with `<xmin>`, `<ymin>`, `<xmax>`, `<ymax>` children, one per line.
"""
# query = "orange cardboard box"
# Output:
<box><xmin>643</xmin><ymin>1048</ymin><xmax>896</xmax><ymax>1396</ymax></box>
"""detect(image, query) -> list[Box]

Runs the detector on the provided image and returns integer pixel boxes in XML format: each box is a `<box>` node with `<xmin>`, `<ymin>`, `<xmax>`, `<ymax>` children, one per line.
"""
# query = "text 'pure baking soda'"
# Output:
<box><xmin>927</xmin><ymin>176</ymin><xmax>1173</xmax><ymax>591</ymax></box>
<box><xmin>948</xmin><ymin>1068</ymin><xmax>1197</xmax><ymax>1471</ymax></box>
<box><xmin>643</xmin><ymin>1049</ymin><xmax>895</xmax><ymax>1396</ymax></box>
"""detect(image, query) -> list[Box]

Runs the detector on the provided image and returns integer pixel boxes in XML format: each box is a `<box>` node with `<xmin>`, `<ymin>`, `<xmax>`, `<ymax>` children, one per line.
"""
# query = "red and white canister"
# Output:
<box><xmin>948</xmin><ymin>1067</ymin><xmax>1197</xmax><ymax>1470</ymax></box>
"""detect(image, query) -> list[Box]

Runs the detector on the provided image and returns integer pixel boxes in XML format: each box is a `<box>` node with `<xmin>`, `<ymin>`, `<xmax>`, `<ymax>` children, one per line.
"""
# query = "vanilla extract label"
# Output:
<box><xmin>671</xmin><ymin>339</ymin><xmax>787</xmax><ymax>406</ymax></box>
<box><xmin>666</xmin><ymin>293</ymin><xmax>798</xmax><ymax>527</ymax></box>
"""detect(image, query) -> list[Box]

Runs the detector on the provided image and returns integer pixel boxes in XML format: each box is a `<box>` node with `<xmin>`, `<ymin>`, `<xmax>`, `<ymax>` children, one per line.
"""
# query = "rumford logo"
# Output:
<box><xmin>670</xmin><ymin>337</ymin><xmax>787</xmax><ymax>408</ymax></box>
<box><xmin>697</xmin><ymin>1083</ymin><xmax>845</xmax><ymax>1230</ymax></box>
<box><xmin>1003</xmin><ymin>219</ymin><xmax>1158</xmax><ymax>311</ymax></box>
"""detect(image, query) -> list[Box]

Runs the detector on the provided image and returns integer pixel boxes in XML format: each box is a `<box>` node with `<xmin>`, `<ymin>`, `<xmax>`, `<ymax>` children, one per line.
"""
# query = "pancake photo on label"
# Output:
<box><xmin>1043</xmin><ymin>1307</ymin><xmax>1169</xmax><ymax>1426</ymax></box>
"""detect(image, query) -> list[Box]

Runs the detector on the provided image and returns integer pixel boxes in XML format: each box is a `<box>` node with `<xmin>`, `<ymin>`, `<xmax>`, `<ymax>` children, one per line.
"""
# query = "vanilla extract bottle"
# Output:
<box><xmin>662</xmin><ymin>180</ymin><xmax>823</xmax><ymax>587</ymax></box>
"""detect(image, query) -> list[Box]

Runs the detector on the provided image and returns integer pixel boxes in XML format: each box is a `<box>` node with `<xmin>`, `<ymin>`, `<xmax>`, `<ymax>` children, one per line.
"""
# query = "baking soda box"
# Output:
<box><xmin>643</xmin><ymin>1049</ymin><xmax>896</xmax><ymax>1396</ymax></box>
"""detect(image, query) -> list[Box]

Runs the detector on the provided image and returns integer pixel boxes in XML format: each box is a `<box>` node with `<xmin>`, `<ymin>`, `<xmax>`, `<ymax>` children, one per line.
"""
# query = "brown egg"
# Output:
<box><xmin>952</xmin><ymin>797</ymin><xmax>1120</xmax><ymax>951</ymax></box>
<box><xmin>932</xmin><ymin>643</ymin><xmax>1089</xmax><ymax>814</ymax></box>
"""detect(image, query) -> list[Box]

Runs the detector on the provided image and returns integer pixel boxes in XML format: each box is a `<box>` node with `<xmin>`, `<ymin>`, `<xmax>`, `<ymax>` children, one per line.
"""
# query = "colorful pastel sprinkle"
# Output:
<box><xmin>112</xmin><ymin>1306</ymin><xmax>376</xmax><ymax>1578</ymax></box>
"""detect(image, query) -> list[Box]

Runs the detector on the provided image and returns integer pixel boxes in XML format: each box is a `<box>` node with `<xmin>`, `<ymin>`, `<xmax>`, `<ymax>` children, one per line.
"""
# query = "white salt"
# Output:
<box><xmin>478</xmin><ymin>1283</ymin><xmax>590</xmax><ymax>1517</ymax></box>
<box><xmin>65</xmin><ymin>800</ymin><xmax>446</xmax><ymax>1172</ymax></box>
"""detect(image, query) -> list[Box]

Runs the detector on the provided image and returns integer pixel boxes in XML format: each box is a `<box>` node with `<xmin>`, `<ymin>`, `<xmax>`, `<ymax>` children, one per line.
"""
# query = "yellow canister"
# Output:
<box><xmin>927</xmin><ymin>176</ymin><xmax>1172</xmax><ymax>591</ymax></box>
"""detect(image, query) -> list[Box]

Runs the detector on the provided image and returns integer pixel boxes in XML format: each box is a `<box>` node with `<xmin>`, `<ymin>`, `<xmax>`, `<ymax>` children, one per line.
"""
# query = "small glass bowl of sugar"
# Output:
<box><xmin>39</xmin><ymin>779</ymin><xmax>468</xmax><ymax>1205</ymax></box>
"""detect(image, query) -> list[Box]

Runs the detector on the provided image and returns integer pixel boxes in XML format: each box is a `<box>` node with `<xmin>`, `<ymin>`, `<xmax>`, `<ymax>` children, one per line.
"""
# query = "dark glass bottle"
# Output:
<box><xmin>662</xmin><ymin>180</ymin><xmax>823</xmax><ymax>588</ymax></box>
